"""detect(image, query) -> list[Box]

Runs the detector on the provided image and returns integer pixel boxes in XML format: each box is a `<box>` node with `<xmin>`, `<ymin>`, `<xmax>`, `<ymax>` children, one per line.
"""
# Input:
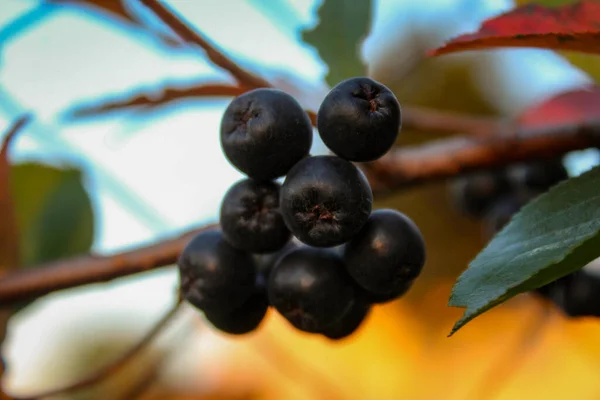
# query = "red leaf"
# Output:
<box><xmin>430</xmin><ymin>1</ymin><xmax>600</xmax><ymax>56</ymax></box>
<box><xmin>517</xmin><ymin>86</ymin><xmax>600</xmax><ymax>129</ymax></box>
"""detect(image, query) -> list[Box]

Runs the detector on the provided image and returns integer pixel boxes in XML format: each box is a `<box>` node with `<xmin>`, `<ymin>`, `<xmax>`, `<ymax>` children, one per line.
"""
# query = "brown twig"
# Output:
<box><xmin>68</xmin><ymin>83</ymin><xmax>247</xmax><ymax>118</ymax></box>
<box><xmin>7</xmin><ymin>298</ymin><xmax>184</xmax><ymax>400</ymax></box>
<box><xmin>0</xmin><ymin>225</ymin><xmax>216</xmax><ymax>306</ymax></box>
<box><xmin>135</xmin><ymin>0</ymin><xmax>490</xmax><ymax>136</ymax></box>
<box><xmin>364</xmin><ymin>118</ymin><xmax>600</xmax><ymax>192</ymax></box>
<box><xmin>139</xmin><ymin>0</ymin><xmax>271</xmax><ymax>90</ymax></box>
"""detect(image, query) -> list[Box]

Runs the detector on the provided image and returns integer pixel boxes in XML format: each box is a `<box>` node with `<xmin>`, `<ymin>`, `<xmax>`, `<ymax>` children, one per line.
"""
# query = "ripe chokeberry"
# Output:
<box><xmin>358</xmin><ymin>280</ymin><xmax>413</xmax><ymax>304</ymax></box>
<box><xmin>178</xmin><ymin>229</ymin><xmax>256</xmax><ymax>313</ymax></box>
<box><xmin>450</xmin><ymin>169</ymin><xmax>511</xmax><ymax>218</ymax></box>
<box><xmin>280</xmin><ymin>155</ymin><xmax>373</xmax><ymax>247</ymax></box>
<box><xmin>204</xmin><ymin>290</ymin><xmax>269</xmax><ymax>335</ymax></box>
<box><xmin>482</xmin><ymin>194</ymin><xmax>535</xmax><ymax>239</ymax></box>
<box><xmin>559</xmin><ymin>270</ymin><xmax>600</xmax><ymax>318</ymax></box>
<box><xmin>507</xmin><ymin>158</ymin><xmax>568</xmax><ymax>192</ymax></box>
<box><xmin>254</xmin><ymin>240</ymin><xmax>298</xmax><ymax>290</ymax></box>
<box><xmin>268</xmin><ymin>246</ymin><xmax>355</xmax><ymax>333</ymax></box>
<box><xmin>343</xmin><ymin>209</ymin><xmax>425</xmax><ymax>297</ymax></box>
<box><xmin>321</xmin><ymin>298</ymin><xmax>371</xmax><ymax>340</ymax></box>
<box><xmin>317</xmin><ymin>77</ymin><xmax>401</xmax><ymax>162</ymax></box>
<box><xmin>220</xmin><ymin>178</ymin><xmax>290</xmax><ymax>254</ymax></box>
<box><xmin>220</xmin><ymin>88</ymin><xmax>313</xmax><ymax>181</ymax></box>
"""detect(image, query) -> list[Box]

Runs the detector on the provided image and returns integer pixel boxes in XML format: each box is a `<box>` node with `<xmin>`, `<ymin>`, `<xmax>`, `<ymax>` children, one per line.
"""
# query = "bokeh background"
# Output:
<box><xmin>1</xmin><ymin>0</ymin><xmax>600</xmax><ymax>399</ymax></box>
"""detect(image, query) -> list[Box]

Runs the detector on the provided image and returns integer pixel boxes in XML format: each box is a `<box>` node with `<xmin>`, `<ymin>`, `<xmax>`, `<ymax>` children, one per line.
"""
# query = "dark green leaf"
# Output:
<box><xmin>302</xmin><ymin>0</ymin><xmax>372</xmax><ymax>87</ymax></box>
<box><xmin>449</xmin><ymin>165</ymin><xmax>600</xmax><ymax>336</ymax></box>
<box><xmin>11</xmin><ymin>163</ymin><xmax>95</xmax><ymax>266</ymax></box>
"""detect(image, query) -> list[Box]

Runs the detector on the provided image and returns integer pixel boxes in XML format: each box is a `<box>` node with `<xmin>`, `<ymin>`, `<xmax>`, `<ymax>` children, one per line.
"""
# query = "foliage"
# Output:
<box><xmin>449</xmin><ymin>165</ymin><xmax>600</xmax><ymax>335</ymax></box>
<box><xmin>11</xmin><ymin>163</ymin><xmax>95</xmax><ymax>267</ymax></box>
<box><xmin>301</xmin><ymin>0</ymin><xmax>372</xmax><ymax>87</ymax></box>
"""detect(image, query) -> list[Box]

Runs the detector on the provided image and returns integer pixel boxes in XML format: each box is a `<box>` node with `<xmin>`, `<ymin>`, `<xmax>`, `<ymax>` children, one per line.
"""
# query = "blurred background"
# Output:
<box><xmin>1</xmin><ymin>0</ymin><xmax>600</xmax><ymax>399</ymax></box>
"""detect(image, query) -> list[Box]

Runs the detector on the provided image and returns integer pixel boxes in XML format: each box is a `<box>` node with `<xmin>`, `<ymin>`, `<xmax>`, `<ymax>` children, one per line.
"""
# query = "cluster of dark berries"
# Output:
<box><xmin>177</xmin><ymin>77</ymin><xmax>426</xmax><ymax>339</ymax></box>
<box><xmin>449</xmin><ymin>158</ymin><xmax>568</xmax><ymax>238</ymax></box>
<box><xmin>450</xmin><ymin>158</ymin><xmax>600</xmax><ymax>317</ymax></box>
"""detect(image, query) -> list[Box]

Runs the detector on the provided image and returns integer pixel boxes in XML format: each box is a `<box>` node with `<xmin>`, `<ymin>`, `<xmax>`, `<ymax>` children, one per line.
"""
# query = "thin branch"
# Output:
<box><xmin>68</xmin><ymin>83</ymin><xmax>246</xmax><ymax>118</ymax></box>
<box><xmin>0</xmin><ymin>225</ymin><xmax>216</xmax><ymax>306</ymax></box>
<box><xmin>364</xmin><ymin>118</ymin><xmax>600</xmax><ymax>193</ymax></box>
<box><xmin>139</xmin><ymin>0</ymin><xmax>271</xmax><ymax>90</ymax></box>
<box><xmin>7</xmin><ymin>298</ymin><xmax>184</xmax><ymax>400</ymax></box>
<box><xmin>136</xmin><ymin>0</ymin><xmax>487</xmax><ymax>136</ymax></box>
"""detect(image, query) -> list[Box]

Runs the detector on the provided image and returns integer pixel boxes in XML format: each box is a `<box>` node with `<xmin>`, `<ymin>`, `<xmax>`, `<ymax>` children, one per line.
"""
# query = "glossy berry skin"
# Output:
<box><xmin>451</xmin><ymin>169</ymin><xmax>511</xmax><ymax>218</ymax></box>
<box><xmin>204</xmin><ymin>290</ymin><xmax>269</xmax><ymax>335</ymax></box>
<box><xmin>178</xmin><ymin>230</ymin><xmax>256</xmax><ymax>313</ymax></box>
<box><xmin>220</xmin><ymin>178</ymin><xmax>290</xmax><ymax>254</ymax></box>
<box><xmin>359</xmin><ymin>280</ymin><xmax>413</xmax><ymax>304</ymax></box>
<box><xmin>254</xmin><ymin>240</ymin><xmax>298</xmax><ymax>291</ymax></box>
<box><xmin>321</xmin><ymin>299</ymin><xmax>371</xmax><ymax>340</ymax></box>
<box><xmin>317</xmin><ymin>77</ymin><xmax>401</xmax><ymax>162</ymax></box>
<box><xmin>343</xmin><ymin>209</ymin><xmax>425</xmax><ymax>297</ymax></box>
<box><xmin>220</xmin><ymin>88</ymin><xmax>313</xmax><ymax>181</ymax></box>
<box><xmin>268</xmin><ymin>246</ymin><xmax>355</xmax><ymax>333</ymax></box>
<box><xmin>280</xmin><ymin>155</ymin><xmax>373</xmax><ymax>247</ymax></box>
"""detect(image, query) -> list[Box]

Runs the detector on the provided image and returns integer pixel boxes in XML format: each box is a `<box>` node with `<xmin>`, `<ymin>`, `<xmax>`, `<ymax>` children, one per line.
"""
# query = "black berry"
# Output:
<box><xmin>220</xmin><ymin>178</ymin><xmax>290</xmax><ymax>253</ymax></box>
<box><xmin>280</xmin><ymin>155</ymin><xmax>373</xmax><ymax>247</ymax></box>
<box><xmin>204</xmin><ymin>290</ymin><xmax>269</xmax><ymax>335</ymax></box>
<box><xmin>321</xmin><ymin>299</ymin><xmax>371</xmax><ymax>340</ymax></box>
<box><xmin>450</xmin><ymin>169</ymin><xmax>511</xmax><ymax>218</ymax></box>
<box><xmin>220</xmin><ymin>88</ymin><xmax>313</xmax><ymax>181</ymax></box>
<box><xmin>482</xmin><ymin>194</ymin><xmax>535</xmax><ymax>238</ymax></box>
<box><xmin>343</xmin><ymin>209</ymin><xmax>425</xmax><ymax>297</ymax></box>
<box><xmin>178</xmin><ymin>229</ymin><xmax>256</xmax><ymax>313</ymax></box>
<box><xmin>507</xmin><ymin>159</ymin><xmax>568</xmax><ymax>192</ymax></box>
<box><xmin>560</xmin><ymin>270</ymin><xmax>600</xmax><ymax>317</ymax></box>
<box><xmin>317</xmin><ymin>77</ymin><xmax>401</xmax><ymax>162</ymax></box>
<box><xmin>359</xmin><ymin>280</ymin><xmax>413</xmax><ymax>304</ymax></box>
<box><xmin>254</xmin><ymin>240</ymin><xmax>298</xmax><ymax>290</ymax></box>
<box><xmin>268</xmin><ymin>246</ymin><xmax>355</xmax><ymax>333</ymax></box>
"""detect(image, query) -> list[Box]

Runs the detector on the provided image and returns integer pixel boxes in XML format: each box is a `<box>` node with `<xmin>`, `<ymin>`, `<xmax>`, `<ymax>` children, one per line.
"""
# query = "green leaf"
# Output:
<box><xmin>449</xmin><ymin>165</ymin><xmax>600</xmax><ymax>336</ymax></box>
<box><xmin>302</xmin><ymin>0</ymin><xmax>372</xmax><ymax>87</ymax></box>
<box><xmin>11</xmin><ymin>162</ymin><xmax>95</xmax><ymax>266</ymax></box>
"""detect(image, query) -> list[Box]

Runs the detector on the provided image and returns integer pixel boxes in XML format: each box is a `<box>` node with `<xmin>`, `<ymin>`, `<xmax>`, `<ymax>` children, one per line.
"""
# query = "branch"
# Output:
<box><xmin>0</xmin><ymin>225</ymin><xmax>215</xmax><ymax>306</ymax></box>
<box><xmin>68</xmin><ymin>82</ymin><xmax>247</xmax><ymax>118</ymax></box>
<box><xmin>135</xmin><ymin>0</ymin><xmax>486</xmax><ymax>135</ymax></box>
<box><xmin>7</xmin><ymin>298</ymin><xmax>183</xmax><ymax>400</ymax></box>
<box><xmin>364</xmin><ymin>119</ymin><xmax>600</xmax><ymax>192</ymax></box>
<box><xmin>139</xmin><ymin>0</ymin><xmax>271</xmax><ymax>90</ymax></box>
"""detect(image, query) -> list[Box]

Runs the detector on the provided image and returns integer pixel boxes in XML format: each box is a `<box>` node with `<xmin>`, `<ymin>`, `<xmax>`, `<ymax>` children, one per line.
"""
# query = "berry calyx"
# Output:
<box><xmin>178</xmin><ymin>229</ymin><xmax>256</xmax><ymax>313</ymax></box>
<box><xmin>343</xmin><ymin>209</ymin><xmax>425</xmax><ymax>297</ymax></box>
<box><xmin>268</xmin><ymin>246</ymin><xmax>355</xmax><ymax>333</ymax></box>
<box><xmin>280</xmin><ymin>155</ymin><xmax>373</xmax><ymax>247</ymax></box>
<box><xmin>220</xmin><ymin>178</ymin><xmax>290</xmax><ymax>254</ymax></box>
<box><xmin>220</xmin><ymin>88</ymin><xmax>313</xmax><ymax>181</ymax></box>
<box><xmin>317</xmin><ymin>77</ymin><xmax>401</xmax><ymax>162</ymax></box>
